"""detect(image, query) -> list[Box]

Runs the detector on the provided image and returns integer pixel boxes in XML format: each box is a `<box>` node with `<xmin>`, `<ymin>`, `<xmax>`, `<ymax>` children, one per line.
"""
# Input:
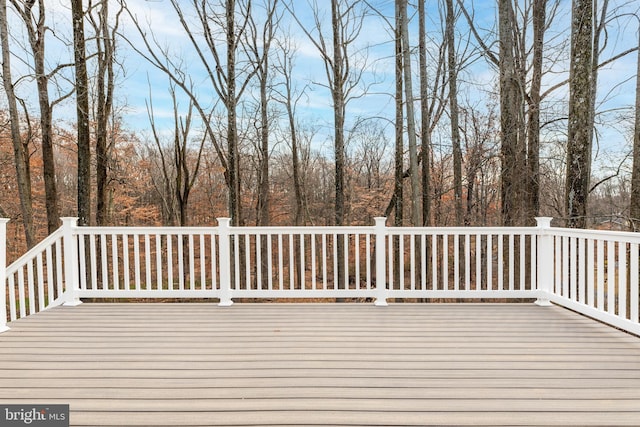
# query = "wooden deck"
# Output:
<box><xmin>1</xmin><ymin>303</ymin><xmax>640</xmax><ymax>426</ymax></box>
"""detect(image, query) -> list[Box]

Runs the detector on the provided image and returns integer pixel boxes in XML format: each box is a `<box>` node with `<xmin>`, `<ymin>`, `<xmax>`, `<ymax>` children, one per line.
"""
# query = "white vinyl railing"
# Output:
<box><xmin>539</xmin><ymin>225</ymin><xmax>640</xmax><ymax>335</ymax></box>
<box><xmin>2</xmin><ymin>216</ymin><xmax>639</xmax><ymax>335</ymax></box>
<box><xmin>0</xmin><ymin>218</ymin><xmax>82</xmax><ymax>332</ymax></box>
<box><xmin>384</xmin><ymin>225</ymin><xmax>538</xmax><ymax>299</ymax></box>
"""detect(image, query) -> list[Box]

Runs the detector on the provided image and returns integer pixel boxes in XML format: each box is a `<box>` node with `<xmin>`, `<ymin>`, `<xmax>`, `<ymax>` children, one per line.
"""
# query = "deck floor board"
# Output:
<box><xmin>1</xmin><ymin>303</ymin><xmax>640</xmax><ymax>426</ymax></box>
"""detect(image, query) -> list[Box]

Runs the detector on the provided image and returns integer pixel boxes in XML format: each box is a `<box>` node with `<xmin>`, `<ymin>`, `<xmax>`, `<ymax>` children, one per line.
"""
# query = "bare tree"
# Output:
<box><xmin>565</xmin><ymin>0</ymin><xmax>594</xmax><ymax>228</ymax></box>
<box><xmin>72</xmin><ymin>0</ymin><xmax>91</xmax><ymax>226</ymax></box>
<box><xmin>331</xmin><ymin>0</ymin><xmax>345</xmax><ymax>227</ymax></box>
<box><xmin>565</xmin><ymin>0</ymin><xmax>634</xmax><ymax>228</ymax></box>
<box><xmin>148</xmin><ymin>86</ymin><xmax>206</xmax><ymax>227</ymax></box>
<box><xmin>399</xmin><ymin>0</ymin><xmax>421</xmax><ymax>226</ymax></box>
<box><xmin>88</xmin><ymin>0</ymin><xmax>122</xmax><ymax>225</ymax></box>
<box><xmin>418</xmin><ymin>0</ymin><xmax>431</xmax><ymax>225</ymax></box>
<box><xmin>457</xmin><ymin>0</ymin><xmax>526</xmax><ymax>226</ymax></box>
<box><xmin>498</xmin><ymin>0</ymin><xmax>527</xmax><ymax>226</ymax></box>
<box><xmin>286</xmin><ymin>0</ymin><xmax>369</xmax><ymax>227</ymax></box>
<box><xmin>368</xmin><ymin>0</ymin><xmax>447</xmax><ymax>228</ymax></box>
<box><xmin>526</xmin><ymin>0</ymin><xmax>547</xmax><ymax>221</ymax></box>
<box><xmin>122</xmin><ymin>0</ymin><xmax>256</xmax><ymax>227</ymax></box>
<box><xmin>631</xmin><ymin>19</ymin><xmax>640</xmax><ymax>231</ymax></box>
<box><xmin>0</xmin><ymin>0</ymin><xmax>35</xmax><ymax>246</ymax></box>
<box><xmin>394</xmin><ymin>0</ymin><xmax>404</xmax><ymax>228</ymax></box>
<box><xmin>246</xmin><ymin>0</ymin><xmax>280</xmax><ymax>226</ymax></box>
<box><xmin>419</xmin><ymin>2</ymin><xmax>449</xmax><ymax>227</ymax></box>
<box><xmin>460</xmin><ymin>103</ymin><xmax>500</xmax><ymax>226</ymax></box>
<box><xmin>458</xmin><ymin>0</ymin><xmax>565</xmax><ymax>226</ymax></box>
<box><xmin>445</xmin><ymin>0</ymin><xmax>462</xmax><ymax>226</ymax></box>
<box><xmin>351</xmin><ymin>122</ymin><xmax>389</xmax><ymax>193</ymax></box>
<box><xmin>146</xmin><ymin>144</ymin><xmax>177</xmax><ymax>225</ymax></box>
<box><xmin>10</xmin><ymin>0</ymin><xmax>65</xmax><ymax>233</ymax></box>
<box><xmin>273</xmin><ymin>38</ymin><xmax>308</xmax><ymax>226</ymax></box>
<box><xmin>224</xmin><ymin>0</ymin><xmax>247</xmax><ymax>226</ymax></box>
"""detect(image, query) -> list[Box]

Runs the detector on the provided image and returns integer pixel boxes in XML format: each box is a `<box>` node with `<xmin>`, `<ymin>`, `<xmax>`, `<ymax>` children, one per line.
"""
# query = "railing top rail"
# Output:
<box><xmin>72</xmin><ymin>224</ymin><xmax>543</xmax><ymax>236</ymax></box>
<box><xmin>51</xmin><ymin>218</ymin><xmax>640</xmax><ymax>243</ymax></box>
<box><xmin>74</xmin><ymin>226</ymin><xmax>221</xmax><ymax>235</ymax></box>
<box><xmin>386</xmin><ymin>226</ymin><xmax>538</xmax><ymax>235</ymax></box>
<box><xmin>6</xmin><ymin>226</ymin><xmax>65</xmax><ymax>276</ymax></box>
<box><xmin>73</xmin><ymin>225</ymin><xmax>378</xmax><ymax>235</ymax></box>
<box><xmin>545</xmin><ymin>226</ymin><xmax>640</xmax><ymax>243</ymax></box>
<box><xmin>231</xmin><ymin>225</ymin><xmax>376</xmax><ymax>234</ymax></box>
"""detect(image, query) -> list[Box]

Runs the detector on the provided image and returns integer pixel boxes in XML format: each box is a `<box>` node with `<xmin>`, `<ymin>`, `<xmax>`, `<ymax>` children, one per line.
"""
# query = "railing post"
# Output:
<box><xmin>374</xmin><ymin>217</ymin><xmax>388</xmax><ymax>306</ymax></box>
<box><xmin>61</xmin><ymin>217</ymin><xmax>82</xmax><ymax>306</ymax></box>
<box><xmin>535</xmin><ymin>217</ymin><xmax>554</xmax><ymax>306</ymax></box>
<box><xmin>0</xmin><ymin>218</ymin><xmax>10</xmax><ymax>332</ymax></box>
<box><xmin>217</xmin><ymin>217</ymin><xmax>233</xmax><ymax>306</ymax></box>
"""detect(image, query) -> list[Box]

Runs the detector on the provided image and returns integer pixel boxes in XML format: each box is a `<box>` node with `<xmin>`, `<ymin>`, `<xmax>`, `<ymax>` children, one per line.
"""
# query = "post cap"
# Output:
<box><xmin>535</xmin><ymin>217</ymin><xmax>553</xmax><ymax>228</ymax></box>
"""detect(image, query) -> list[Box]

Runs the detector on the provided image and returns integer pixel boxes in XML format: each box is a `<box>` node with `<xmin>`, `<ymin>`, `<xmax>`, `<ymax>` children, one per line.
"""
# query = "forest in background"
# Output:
<box><xmin>1</xmin><ymin>0</ymin><xmax>639</xmax><ymax>262</ymax></box>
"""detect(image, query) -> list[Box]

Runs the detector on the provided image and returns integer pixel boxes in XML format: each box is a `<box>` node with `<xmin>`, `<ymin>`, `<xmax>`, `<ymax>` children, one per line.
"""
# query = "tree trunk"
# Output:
<box><xmin>331</xmin><ymin>0</ymin><xmax>346</xmax><ymax>228</ymax></box>
<box><xmin>72</xmin><ymin>0</ymin><xmax>91</xmax><ymax>226</ymax></box>
<box><xmin>394</xmin><ymin>0</ymin><xmax>404</xmax><ymax>228</ymax></box>
<box><xmin>0</xmin><ymin>0</ymin><xmax>35</xmax><ymax>247</ymax></box>
<box><xmin>290</xmin><ymin>112</ymin><xmax>305</xmax><ymax>228</ymax></box>
<box><xmin>400</xmin><ymin>0</ymin><xmax>421</xmax><ymax>226</ymax></box>
<box><xmin>35</xmin><ymin>53</ymin><xmax>60</xmax><ymax>234</ymax></box>
<box><xmin>257</xmin><ymin>65</ymin><xmax>270</xmax><ymax>227</ymax></box>
<box><xmin>227</xmin><ymin>0</ymin><xmax>242</xmax><ymax>227</ymax></box>
<box><xmin>13</xmin><ymin>0</ymin><xmax>60</xmax><ymax>234</ymax></box>
<box><xmin>526</xmin><ymin>0</ymin><xmax>546</xmax><ymax>224</ymax></box>
<box><xmin>565</xmin><ymin>0</ymin><xmax>593</xmax><ymax>229</ymax></box>
<box><xmin>95</xmin><ymin>0</ymin><xmax>116</xmax><ymax>226</ymax></box>
<box><xmin>254</xmin><ymin>1</ymin><xmax>278</xmax><ymax>227</ymax></box>
<box><xmin>446</xmin><ymin>0</ymin><xmax>462</xmax><ymax>226</ymax></box>
<box><xmin>331</xmin><ymin>0</ymin><xmax>347</xmax><ymax>291</ymax></box>
<box><xmin>498</xmin><ymin>0</ymin><xmax>526</xmax><ymax>226</ymax></box>
<box><xmin>418</xmin><ymin>0</ymin><xmax>431</xmax><ymax>226</ymax></box>
<box><xmin>281</xmin><ymin>50</ymin><xmax>305</xmax><ymax>227</ymax></box>
<box><xmin>630</xmin><ymin>25</ymin><xmax>640</xmax><ymax>232</ymax></box>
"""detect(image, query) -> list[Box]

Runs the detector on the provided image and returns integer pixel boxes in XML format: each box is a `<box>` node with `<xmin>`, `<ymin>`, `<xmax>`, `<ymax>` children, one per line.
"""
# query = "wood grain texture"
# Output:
<box><xmin>1</xmin><ymin>303</ymin><xmax>640</xmax><ymax>426</ymax></box>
